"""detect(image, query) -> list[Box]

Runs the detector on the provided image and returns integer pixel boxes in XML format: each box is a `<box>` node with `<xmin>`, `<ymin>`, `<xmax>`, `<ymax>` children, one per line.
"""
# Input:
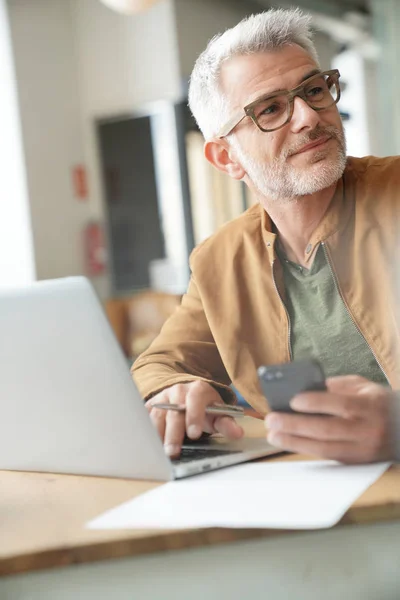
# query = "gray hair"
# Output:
<box><xmin>188</xmin><ymin>8</ymin><xmax>320</xmax><ymax>140</ymax></box>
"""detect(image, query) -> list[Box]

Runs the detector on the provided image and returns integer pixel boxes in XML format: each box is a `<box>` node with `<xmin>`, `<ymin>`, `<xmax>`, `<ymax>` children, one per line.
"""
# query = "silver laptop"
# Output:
<box><xmin>0</xmin><ymin>277</ymin><xmax>277</xmax><ymax>480</ymax></box>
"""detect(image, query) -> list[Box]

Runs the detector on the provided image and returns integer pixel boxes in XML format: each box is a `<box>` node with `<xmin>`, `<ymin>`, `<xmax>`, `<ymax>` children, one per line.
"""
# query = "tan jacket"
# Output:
<box><xmin>132</xmin><ymin>156</ymin><xmax>400</xmax><ymax>414</ymax></box>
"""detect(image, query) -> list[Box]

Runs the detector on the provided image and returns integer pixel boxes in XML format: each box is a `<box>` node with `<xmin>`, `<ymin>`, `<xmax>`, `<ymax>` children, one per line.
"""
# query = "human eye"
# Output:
<box><xmin>305</xmin><ymin>76</ymin><xmax>329</xmax><ymax>100</ymax></box>
<box><xmin>260</xmin><ymin>101</ymin><xmax>281</xmax><ymax>115</ymax></box>
<box><xmin>255</xmin><ymin>97</ymin><xmax>286</xmax><ymax>119</ymax></box>
<box><xmin>307</xmin><ymin>85</ymin><xmax>324</xmax><ymax>97</ymax></box>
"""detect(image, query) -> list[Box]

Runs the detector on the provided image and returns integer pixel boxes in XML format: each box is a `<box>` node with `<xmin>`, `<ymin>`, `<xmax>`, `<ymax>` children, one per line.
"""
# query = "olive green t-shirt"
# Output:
<box><xmin>277</xmin><ymin>243</ymin><xmax>388</xmax><ymax>385</ymax></box>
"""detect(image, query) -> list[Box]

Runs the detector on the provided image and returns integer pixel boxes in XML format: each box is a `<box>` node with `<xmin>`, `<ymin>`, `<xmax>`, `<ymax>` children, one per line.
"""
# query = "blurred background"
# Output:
<box><xmin>1</xmin><ymin>0</ymin><xmax>399</xmax><ymax>360</ymax></box>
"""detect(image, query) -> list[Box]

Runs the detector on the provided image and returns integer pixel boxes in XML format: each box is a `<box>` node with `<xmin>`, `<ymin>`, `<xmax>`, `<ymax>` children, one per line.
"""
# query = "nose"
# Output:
<box><xmin>290</xmin><ymin>96</ymin><xmax>321</xmax><ymax>133</ymax></box>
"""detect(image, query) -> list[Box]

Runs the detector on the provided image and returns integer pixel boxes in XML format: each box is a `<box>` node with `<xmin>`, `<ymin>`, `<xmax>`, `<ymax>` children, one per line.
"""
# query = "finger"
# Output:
<box><xmin>290</xmin><ymin>390</ymin><xmax>366</xmax><ymax>419</ymax></box>
<box><xmin>147</xmin><ymin>391</ymin><xmax>169</xmax><ymax>440</ymax></box>
<box><xmin>163</xmin><ymin>409</ymin><xmax>186</xmax><ymax>458</ymax></box>
<box><xmin>167</xmin><ymin>383</ymin><xmax>189</xmax><ymax>407</ymax></box>
<box><xmin>265</xmin><ymin>412</ymin><xmax>360</xmax><ymax>442</ymax></box>
<box><xmin>266</xmin><ymin>431</ymin><xmax>366</xmax><ymax>463</ymax></box>
<box><xmin>185</xmin><ymin>381</ymin><xmax>222</xmax><ymax>439</ymax></box>
<box><xmin>325</xmin><ymin>375</ymin><xmax>369</xmax><ymax>394</ymax></box>
<box><xmin>162</xmin><ymin>385</ymin><xmax>188</xmax><ymax>457</ymax></box>
<box><xmin>325</xmin><ymin>377</ymin><xmax>388</xmax><ymax>412</ymax></box>
<box><xmin>212</xmin><ymin>415</ymin><xmax>244</xmax><ymax>439</ymax></box>
<box><xmin>149</xmin><ymin>407</ymin><xmax>167</xmax><ymax>441</ymax></box>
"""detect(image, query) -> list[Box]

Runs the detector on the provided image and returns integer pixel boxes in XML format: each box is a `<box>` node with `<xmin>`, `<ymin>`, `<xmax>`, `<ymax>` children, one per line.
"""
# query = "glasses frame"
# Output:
<box><xmin>216</xmin><ymin>69</ymin><xmax>341</xmax><ymax>138</ymax></box>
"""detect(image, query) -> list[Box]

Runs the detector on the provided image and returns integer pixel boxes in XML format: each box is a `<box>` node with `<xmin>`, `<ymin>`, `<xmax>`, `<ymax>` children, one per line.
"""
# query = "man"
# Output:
<box><xmin>132</xmin><ymin>8</ymin><xmax>400</xmax><ymax>463</ymax></box>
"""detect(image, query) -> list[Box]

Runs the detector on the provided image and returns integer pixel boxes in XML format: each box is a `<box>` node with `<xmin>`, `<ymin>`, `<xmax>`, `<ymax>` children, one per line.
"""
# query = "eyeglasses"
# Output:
<box><xmin>216</xmin><ymin>69</ymin><xmax>341</xmax><ymax>138</ymax></box>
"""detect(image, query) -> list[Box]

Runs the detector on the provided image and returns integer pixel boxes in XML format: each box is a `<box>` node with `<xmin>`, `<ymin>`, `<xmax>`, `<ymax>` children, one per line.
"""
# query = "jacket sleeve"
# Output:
<box><xmin>131</xmin><ymin>274</ymin><xmax>236</xmax><ymax>404</ymax></box>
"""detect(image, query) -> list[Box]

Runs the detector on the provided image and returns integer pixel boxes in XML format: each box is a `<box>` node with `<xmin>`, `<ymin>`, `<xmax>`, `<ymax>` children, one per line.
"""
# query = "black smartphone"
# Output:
<box><xmin>257</xmin><ymin>359</ymin><xmax>326</xmax><ymax>413</ymax></box>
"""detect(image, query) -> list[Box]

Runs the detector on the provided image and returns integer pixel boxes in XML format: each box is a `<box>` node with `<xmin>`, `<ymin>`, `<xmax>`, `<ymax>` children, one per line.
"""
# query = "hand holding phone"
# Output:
<box><xmin>258</xmin><ymin>359</ymin><xmax>326</xmax><ymax>413</ymax></box>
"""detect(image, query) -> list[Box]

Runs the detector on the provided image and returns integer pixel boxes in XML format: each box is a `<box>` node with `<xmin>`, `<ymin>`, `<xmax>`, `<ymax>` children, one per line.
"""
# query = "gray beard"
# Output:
<box><xmin>231</xmin><ymin>125</ymin><xmax>347</xmax><ymax>202</ymax></box>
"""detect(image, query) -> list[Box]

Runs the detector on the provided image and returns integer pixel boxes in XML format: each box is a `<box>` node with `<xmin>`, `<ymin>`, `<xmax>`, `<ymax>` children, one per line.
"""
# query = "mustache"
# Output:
<box><xmin>285</xmin><ymin>125</ymin><xmax>345</xmax><ymax>158</ymax></box>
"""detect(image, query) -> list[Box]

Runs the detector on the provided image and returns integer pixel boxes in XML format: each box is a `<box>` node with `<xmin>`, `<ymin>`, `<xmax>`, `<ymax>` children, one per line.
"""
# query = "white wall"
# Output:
<box><xmin>332</xmin><ymin>49</ymin><xmax>379</xmax><ymax>157</ymax></box>
<box><xmin>7</xmin><ymin>0</ymin><xmax>87</xmax><ymax>282</ymax></box>
<box><xmin>69</xmin><ymin>0</ymin><xmax>181</xmax><ymax>297</ymax></box>
<box><xmin>70</xmin><ymin>0</ymin><xmax>181</xmax><ymax>118</ymax></box>
<box><xmin>0</xmin><ymin>0</ymin><xmax>35</xmax><ymax>286</ymax></box>
<box><xmin>7</xmin><ymin>0</ymin><xmax>181</xmax><ymax>297</ymax></box>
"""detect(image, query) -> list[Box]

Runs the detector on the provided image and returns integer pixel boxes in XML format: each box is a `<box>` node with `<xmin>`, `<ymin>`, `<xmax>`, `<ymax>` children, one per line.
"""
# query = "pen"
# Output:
<box><xmin>151</xmin><ymin>402</ymin><xmax>245</xmax><ymax>418</ymax></box>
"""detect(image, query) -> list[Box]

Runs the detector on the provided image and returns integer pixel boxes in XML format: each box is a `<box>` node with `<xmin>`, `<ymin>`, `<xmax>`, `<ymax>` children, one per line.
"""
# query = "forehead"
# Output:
<box><xmin>220</xmin><ymin>45</ymin><xmax>319</xmax><ymax>109</ymax></box>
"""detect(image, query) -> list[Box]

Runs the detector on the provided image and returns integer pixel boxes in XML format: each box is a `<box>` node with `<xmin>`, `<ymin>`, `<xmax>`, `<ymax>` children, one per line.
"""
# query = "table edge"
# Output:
<box><xmin>2</xmin><ymin>501</ymin><xmax>400</xmax><ymax>578</ymax></box>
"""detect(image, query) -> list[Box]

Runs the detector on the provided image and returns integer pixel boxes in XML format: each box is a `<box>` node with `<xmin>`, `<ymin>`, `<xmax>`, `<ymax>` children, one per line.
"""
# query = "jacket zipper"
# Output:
<box><xmin>321</xmin><ymin>241</ymin><xmax>389</xmax><ymax>384</ymax></box>
<box><xmin>272</xmin><ymin>259</ymin><xmax>292</xmax><ymax>360</ymax></box>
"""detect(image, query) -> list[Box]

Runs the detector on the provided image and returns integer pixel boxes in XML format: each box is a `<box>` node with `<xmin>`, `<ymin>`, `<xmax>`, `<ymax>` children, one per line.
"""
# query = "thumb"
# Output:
<box><xmin>212</xmin><ymin>415</ymin><xmax>244</xmax><ymax>439</ymax></box>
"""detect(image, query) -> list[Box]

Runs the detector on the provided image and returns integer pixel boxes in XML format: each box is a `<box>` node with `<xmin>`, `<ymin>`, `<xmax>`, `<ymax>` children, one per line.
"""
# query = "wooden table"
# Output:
<box><xmin>1</xmin><ymin>417</ymin><xmax>400</xmax><ymax>600</ymax></box>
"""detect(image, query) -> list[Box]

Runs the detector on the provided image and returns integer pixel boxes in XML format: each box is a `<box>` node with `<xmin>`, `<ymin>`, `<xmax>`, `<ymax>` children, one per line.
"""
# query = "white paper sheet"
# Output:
<box><xmin>87</xmin><ymin>460</ymin><xmax>390</xmax><ymax>531</ymax></box>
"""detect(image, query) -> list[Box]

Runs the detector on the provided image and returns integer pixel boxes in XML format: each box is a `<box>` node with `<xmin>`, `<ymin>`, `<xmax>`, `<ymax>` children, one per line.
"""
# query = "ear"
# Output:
<box><xmin>204</xmin><ymin>139</ymin><xmax>246</xmax><ymax>180</ymax></box>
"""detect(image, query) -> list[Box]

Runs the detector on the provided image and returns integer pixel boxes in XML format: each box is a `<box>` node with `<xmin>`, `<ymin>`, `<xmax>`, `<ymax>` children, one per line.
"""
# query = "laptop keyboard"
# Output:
<box><xmin>172</xmin><ymin>447</ymin><xmax>242</xmax><ymax>464</ymax></box>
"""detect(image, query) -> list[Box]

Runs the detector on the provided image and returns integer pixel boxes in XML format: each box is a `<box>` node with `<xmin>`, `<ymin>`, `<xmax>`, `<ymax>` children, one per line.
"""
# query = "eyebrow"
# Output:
<box><xmin>255</xmin><ymin>68</ymin><xmax>322</xmax><ymax>100</ymax></box>
<box><xmin>299</xmin><ymin>68</ymin><xmax>322</xmax><ymax>84</ymax></box>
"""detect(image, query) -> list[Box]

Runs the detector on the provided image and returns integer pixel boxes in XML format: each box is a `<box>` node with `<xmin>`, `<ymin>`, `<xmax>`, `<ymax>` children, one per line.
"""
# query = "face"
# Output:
<box><xmin>219</xmin><ymin>45</ymin><xmax>346</xmax><ymax>201</ymax></box>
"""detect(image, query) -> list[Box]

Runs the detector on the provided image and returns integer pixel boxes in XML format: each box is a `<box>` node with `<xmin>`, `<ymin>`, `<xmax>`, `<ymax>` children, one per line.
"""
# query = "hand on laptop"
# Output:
<box><xmin>265</xmin><ymin>375</ymin><xmax>397</xmax><ymax>463</ymax></box>
<box><xmin>146</xmin><ymin>381</ymin><xmax>244</xmax><ymax>458</ymax></box>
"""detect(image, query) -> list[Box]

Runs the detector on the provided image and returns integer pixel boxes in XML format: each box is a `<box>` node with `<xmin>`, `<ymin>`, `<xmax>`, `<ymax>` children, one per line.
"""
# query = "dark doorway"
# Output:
<box><xmin>98</xmin><ymin>116</ymin><xmax>166</xmax><ymax>293</ymax></box>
